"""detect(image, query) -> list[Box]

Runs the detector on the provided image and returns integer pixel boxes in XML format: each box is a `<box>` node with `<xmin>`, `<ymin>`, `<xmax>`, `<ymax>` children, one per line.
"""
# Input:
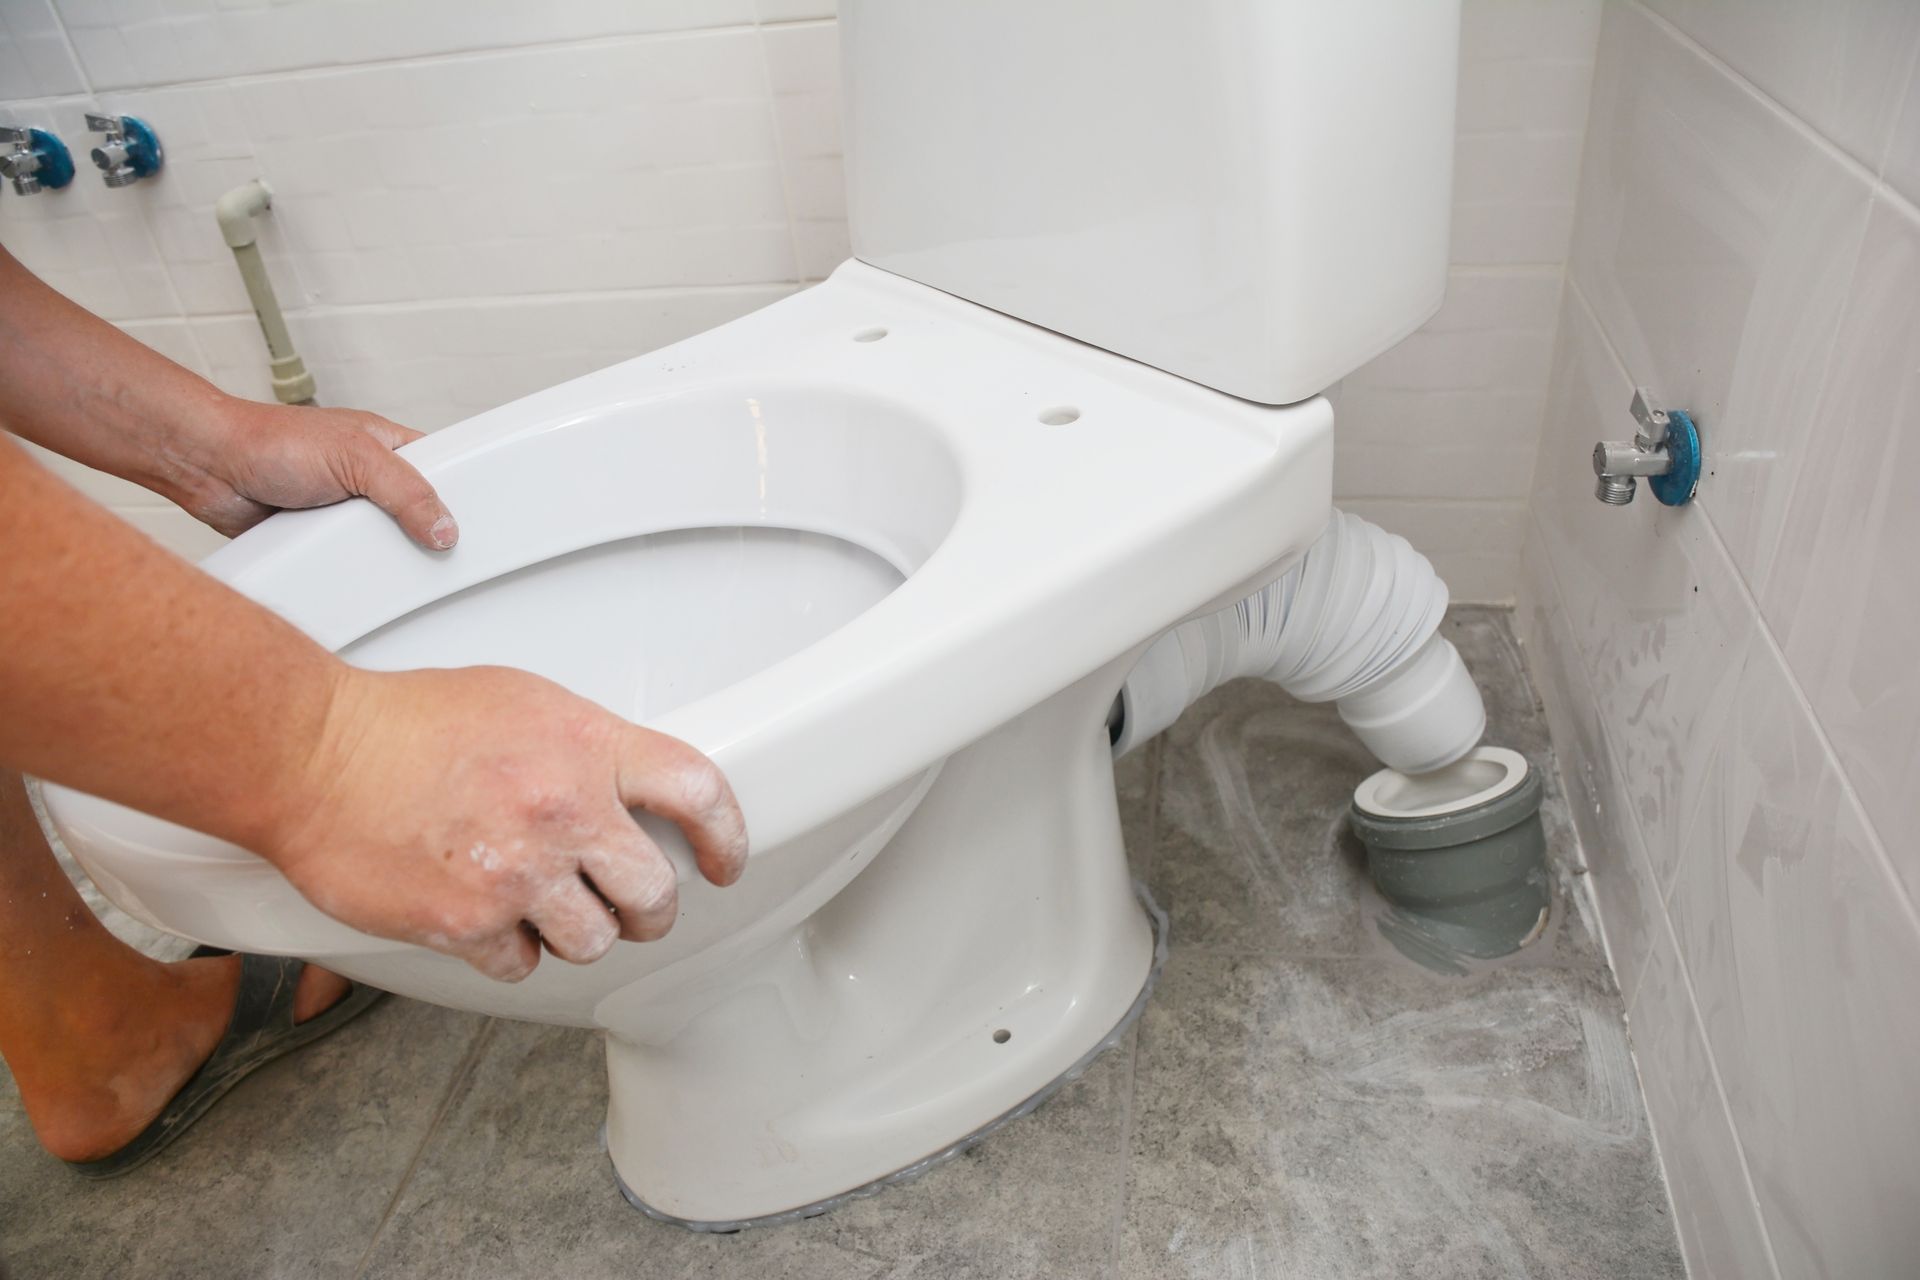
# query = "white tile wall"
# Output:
<box><xmin>0</xmin><ymin>0</ymin><xmax>84</xmax><ymax>98</ymax></box>
<box><xmin>1518</xmin><ymin>2</ymin><xmax>1920</xmax><ymax>1274</ymax></box>
<box><xmin>4</xmin><ymin>0</ymin><xmax>1598</xmax><ymax>592</ymax></box>
<box><xmin>1338</xmin><ymin>0</ymin><xmax>1602</xmax><ymax>600</ymax></box>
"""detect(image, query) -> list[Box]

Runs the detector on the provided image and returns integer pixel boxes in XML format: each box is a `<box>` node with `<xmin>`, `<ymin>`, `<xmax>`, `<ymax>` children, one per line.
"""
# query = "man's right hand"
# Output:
<box><xmin>264</xmin><ymin>665</ymin><xmax>749</xmax><ymax>982</ymax></box>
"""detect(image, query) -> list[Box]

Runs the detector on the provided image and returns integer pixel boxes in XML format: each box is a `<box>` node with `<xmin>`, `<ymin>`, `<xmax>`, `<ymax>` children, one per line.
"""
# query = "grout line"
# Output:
<box><xmin>1334</xmin><ymin>496</ymin><xmax>1529</xmax><ymax>509</ymax></box>
<box><xmin>1519</xmin><ymin>506</ymin><xmax>1667</xmax><ymax>1005</ymax></box>
<box><xmin>1513</xmin><ymin>270</ymin><xmax>1574</xmax><ymax>534</ymax></box>
<box><xmin>43</xmin><ymin>2</ymin><xmax>94</xmax><ymax>101</ymax></box>
<box><xmin>26</xmin><ymin>6</ymin><xmax>203</xmax><ymax>337</ymax></box>
<box><xmin>1442</xmin><ymin>262</ymin><xmax>1577</xmax><ymax>278</ymax></box>
<box><xmin>748</xmin><ymin>23</ymin><xmax>809</xmax><ymax>289</ymax></box>
<box><xmin>349</xmin><ymin>1015</ymin><xmax>499</xmax><ymax>1280</ymax></box>
<box><xmin>64</xmin><ymin>22</ymin><xmax>777</xmax><ymax>98</ymax></box>
<box><xmin>1626</xmin><ymin>0</ymin><xmax>1920</xmax><ymax>226</ymax></box>
<box><xmin>1878</xmin><ymin>35</ymin><xmax>1920</xmax><ymax>181</ymax></box>
<box><xmin>1650</xmin><ymin>903</ymin><xmax>1788</xmax><ymax>1280</ymax></box>
<box><xmin>98</xmin><ymin>280</ymin><xmax>802</xmax><ymax>331</ymax></box>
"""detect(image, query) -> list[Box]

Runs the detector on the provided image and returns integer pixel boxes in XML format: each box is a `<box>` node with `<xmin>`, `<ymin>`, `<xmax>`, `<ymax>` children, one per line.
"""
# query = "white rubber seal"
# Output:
<box><xmin>1352</xmin><ymin>745</ymin><xmax>1530</xmax><ymax>820</ymax></box>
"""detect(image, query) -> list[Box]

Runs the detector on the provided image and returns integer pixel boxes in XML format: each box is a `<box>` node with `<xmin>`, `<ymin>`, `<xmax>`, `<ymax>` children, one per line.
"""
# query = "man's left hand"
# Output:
<box><xmin>184</xmin><ymin>401</ymin><xmax>458</xmax><ymax>551</ymax></box>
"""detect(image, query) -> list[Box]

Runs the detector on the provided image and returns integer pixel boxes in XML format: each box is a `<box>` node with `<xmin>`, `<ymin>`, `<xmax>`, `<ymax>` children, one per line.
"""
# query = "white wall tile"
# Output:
<box><xmin>1460</xmin><ymin>0</ymin><xmax>1605</xmax><ymax>63</ymax></box>
<box><xmin>1571</xmin><ymin>2</ymin><xmax>1874</xmax><ymax>594</ymax></box>
<box><xmin>1667</xmin><ymin>634</ymin><xmax>1920</xmax><ymax>1280</ymax></box>
<box><xmin>1532</xmin><ymin>288</ymin><xmax>1757</xmax><ymax>893</ymax></box>
<box><xmin>1455</xmin><ymin>56</ymin><xmax>1598</xmax><ymax>138</ymax></box>
<box><xmin>202</xmin><ymin>31</ymin><xmax>794</xmax><ymax>309</ymax></box>
<box><xmin>1450</xmin><ymin>0</ymin><xmax>1599</xmax><ymax>268</ymax></box>
<box><xmin>1642</xmin><ymin>0</ymin><xmax>1920</xmax><ymax>175</ymax></box>
<box><xmin>1515</xmin><ymin>530</ymin><xmax>1668</xmax><ymax>1000</ymax></box>
<box><xmin>0</xmin><ymin>0</ymin><xmax>87</xmax><ymax>99</ymax></box>
<box><xmin>51</xmin><ymin>0</ymin><xmax>760</xmax><ymax>91</ymax></box>
<box><xmin>1884</xmin><ymin>68</ymin><xmax>1920</xmax><ymax>206</ymax></box>
<box><xmin>1450</xmin><ymin>129</ymin><xmax>1587</xmax><ymax>267</ymax></box>
<box><xmin>1760</xmin><ymin>197</ymin><xmax>1920</xmax><ymax>896</ymax></box>
<box><xmin>1522</xmin><ymin>4</ymin><xmax>1920</xmax><ymax>1272</ymax></box>
<box><xmin>1628</xmin><ymin>920</ymin><xmax>1779</xmax><ymax>1280</ymax></box>
<box><xmin>192</xmin><ymin>284</ymin><xmax>796</xmax><ymax>428</ymax></box>
<box><xmin>99</xmin><ymin>82</ymin><xmax>308</xmax><ymax>316</ymax></box>
<box><xmin>1332</xmin><ymin>268</ymin><xmax>1564</xmax><ymax>505</ymax></box>
<box><xmin>760</xmin><ymin>20</ymin><xmax>842</xmax><ymax>280</ymax></box>
<box><xmin>754</xmin><ymin>0</ymin><xmax>833</xmax><ymax>23</ymax></box>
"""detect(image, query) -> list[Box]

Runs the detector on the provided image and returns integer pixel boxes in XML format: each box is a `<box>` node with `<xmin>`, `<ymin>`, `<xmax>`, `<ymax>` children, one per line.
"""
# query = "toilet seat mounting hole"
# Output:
<box><xmin>992</xmin><ymin>1028</ymin><xmax>1012</xmax><ymax>1044</ymax></box>
<box><xmin>851</xmin><ymin>327</ymin><xmax>888</xmax><ymax>343</ymax></box>
<box><xmin>1037</xmin><ymin>406</ymin><xmax>1080</xmax><ymax>425</ymax></box>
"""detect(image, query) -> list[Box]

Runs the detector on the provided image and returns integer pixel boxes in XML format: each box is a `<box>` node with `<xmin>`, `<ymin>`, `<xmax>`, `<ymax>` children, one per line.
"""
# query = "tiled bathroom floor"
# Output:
<box><xmin>0</xmin><ymin>608</ymin><xmax>1684</xmax><ymax>1279</ymax></box>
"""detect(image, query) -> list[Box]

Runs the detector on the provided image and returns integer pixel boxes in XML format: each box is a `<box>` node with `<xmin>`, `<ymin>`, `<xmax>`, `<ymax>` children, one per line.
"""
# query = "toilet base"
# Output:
<box><xmin>599</xmin><ymin>662</ymin><xmax>1157</xmax><ymax>1226</ymax></box>
<box><xmin>610</xmin><ymin>883</ymin><xmax>1168</xmax><ymax>1233</ymax></box>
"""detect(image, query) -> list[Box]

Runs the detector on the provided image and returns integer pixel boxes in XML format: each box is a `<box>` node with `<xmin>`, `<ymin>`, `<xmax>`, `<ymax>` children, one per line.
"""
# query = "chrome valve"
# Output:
<box><xmin>84</xmin><ymin>113</ymin><xmax>163</xmax><ymax>188</ymax></box>
<box><xmin>1592</xmin><ymin>388</ymin><xmax>1697</xmax><ymax>507</ymax></box>
<box><xmin>0</xmin><ymin>125</ymin><xmax>75</xmax><ymax>195</ymax></box>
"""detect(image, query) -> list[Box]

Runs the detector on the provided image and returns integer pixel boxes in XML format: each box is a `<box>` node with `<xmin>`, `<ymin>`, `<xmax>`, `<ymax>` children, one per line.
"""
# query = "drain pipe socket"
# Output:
<box><xmin>215</xmin><ymin>179</ymin><xmax>315</xmax><ymax>406</ymax></box>
<box><xmin>1113</xmin><ymin>508</ymin><xmax>1486</xmax><ymax>775</ymax></box>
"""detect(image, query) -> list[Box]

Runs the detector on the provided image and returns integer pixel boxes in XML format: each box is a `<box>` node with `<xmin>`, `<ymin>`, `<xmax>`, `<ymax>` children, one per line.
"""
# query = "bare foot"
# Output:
<box><xmin>18</xmin><ymin>954</ymin><xmax>353</xmax><ymax>1163</ymax></box>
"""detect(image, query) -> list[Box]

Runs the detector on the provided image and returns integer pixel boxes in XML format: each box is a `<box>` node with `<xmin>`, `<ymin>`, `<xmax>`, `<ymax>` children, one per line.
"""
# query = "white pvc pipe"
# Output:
<box><xmin>1112</xmin><ymin>508</ymin><xmax>1486</xmax><ymax>774</ymax></box>
<box><xmin>215</xmin><ymin>178</ymin><xmax>317</xmax><ymax>406</ymax></box>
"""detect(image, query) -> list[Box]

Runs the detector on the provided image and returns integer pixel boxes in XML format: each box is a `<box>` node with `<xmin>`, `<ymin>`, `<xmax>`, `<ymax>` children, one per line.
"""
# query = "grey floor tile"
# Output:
<box><xmin>1118</xmin><ymin>950</ymin><xmax>1683</xmax><ymax>1280</ymax></box>
<box><xmin>1444</xmin><ymin>608</ymin><xmax>1556</xmax><ymax>762</ymax></box>
<box><xmin>1151</xmin><ymin>680</ymin><xmax>1383</xmax><ymax>955</ymax></box>
<box><xmin>0</xmin><ymin>997</ymin><xmax>487</xmax><ymax>1280</ymax></box>
<box><xmin>359</xmin><ymin>1018</ymin><xmax>1137</xmax><ymax>1280</ymax></box>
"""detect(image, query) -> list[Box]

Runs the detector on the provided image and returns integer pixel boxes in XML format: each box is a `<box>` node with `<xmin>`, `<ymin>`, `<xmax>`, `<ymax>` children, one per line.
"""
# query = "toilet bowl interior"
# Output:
<box><xmin>343</xmin><ymin>526</ymin><xmax>904</xmax><ymax>722</ymax></box>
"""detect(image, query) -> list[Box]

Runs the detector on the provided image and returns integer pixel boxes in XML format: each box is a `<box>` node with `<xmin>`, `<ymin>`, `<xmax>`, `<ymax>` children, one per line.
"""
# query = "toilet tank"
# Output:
<box><xmin>841</xmin><ymin>0</ymin><xmax>1460</xmax><ymax>405</ymax></box>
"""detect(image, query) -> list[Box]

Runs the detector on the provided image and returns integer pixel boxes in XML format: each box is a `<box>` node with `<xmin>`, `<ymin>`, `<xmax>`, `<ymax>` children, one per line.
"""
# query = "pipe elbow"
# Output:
<box><xmin>1114</xmin><ymin>508</ymin><xmax>1486</xmax><ymax>774</ymax></box>
<box><xmin>215</xmin><ymin>178</ymin><xmax>273</xmax><ymax>248</ymax></box>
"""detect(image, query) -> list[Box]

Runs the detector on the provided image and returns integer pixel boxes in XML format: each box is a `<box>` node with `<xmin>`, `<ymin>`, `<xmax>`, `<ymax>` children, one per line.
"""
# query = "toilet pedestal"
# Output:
<box><xmin>601</xmin><ymin>662</ymin><xmax>1156</xmax><ymax>1227</ymax></box>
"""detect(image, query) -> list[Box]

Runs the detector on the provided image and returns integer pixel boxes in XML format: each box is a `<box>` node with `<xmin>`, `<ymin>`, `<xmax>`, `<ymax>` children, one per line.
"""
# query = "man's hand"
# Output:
<box><xmin>184</xmin><ymin>400</ymin><xmax>459</xmax><ymax>551</ymax></box>
<box><xmin>265</xmin><ymin>666</ymin><xmax>748</xmax><ymax>983</ymax></box>
<box><xmin>0</xmin><ymin>247</ymin><xmax>454</xmax><ymax>553</ymax></box>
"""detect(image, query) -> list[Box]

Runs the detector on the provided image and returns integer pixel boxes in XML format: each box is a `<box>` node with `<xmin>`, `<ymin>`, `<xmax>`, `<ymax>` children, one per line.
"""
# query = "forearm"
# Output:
<box><xmin>0</xmin><ymin>436</ymin><xmax>340</xmax><ymax>851</ymax></box>
<box><xmin>0</xmin><ymin>245</ymin><xmax>238</xmax><ymax>510</ymax></box>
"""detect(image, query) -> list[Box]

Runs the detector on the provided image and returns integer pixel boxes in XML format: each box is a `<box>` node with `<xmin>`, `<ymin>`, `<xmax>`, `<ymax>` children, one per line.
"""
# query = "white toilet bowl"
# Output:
<box><xmin>44</xmin><ymin>0</ymin><xmax>1474</xmax><ymax>1223</ymax></box>
<box><xmin>43</xmin><ymin>260</ymin><xmax>1334</xmax><ymax>1223</ymax></box>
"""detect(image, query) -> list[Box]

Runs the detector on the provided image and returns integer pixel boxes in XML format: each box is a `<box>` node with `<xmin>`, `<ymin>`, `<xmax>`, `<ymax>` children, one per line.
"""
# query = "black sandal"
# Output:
<box><xmin>64</xmin><ymin>947</ymin><xmax>384</xmax><ymax>1179</ymax></box>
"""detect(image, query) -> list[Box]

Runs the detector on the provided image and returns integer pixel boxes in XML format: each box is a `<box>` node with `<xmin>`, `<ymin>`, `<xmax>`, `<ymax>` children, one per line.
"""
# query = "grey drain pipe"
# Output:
<box><xmin>215</xmin><ymin>179</ymin><xmax>316</xmax><ymax>406</ymax></box>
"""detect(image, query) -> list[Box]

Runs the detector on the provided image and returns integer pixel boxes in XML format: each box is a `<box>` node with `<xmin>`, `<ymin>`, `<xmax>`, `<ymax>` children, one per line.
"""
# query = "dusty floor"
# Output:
<box><xmin>0</xmin><ymin>607</ymin><xmax>1684</xmax><ymax>1279</ymax></box>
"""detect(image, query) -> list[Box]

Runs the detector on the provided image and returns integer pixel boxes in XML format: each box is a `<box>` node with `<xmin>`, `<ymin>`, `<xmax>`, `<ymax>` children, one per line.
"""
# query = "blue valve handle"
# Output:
<box><xmin>23</xmin><ymin>128</ymin><xmax>75</xmax><ymax>189</ymax></box>
<box><xmin>1649</xmin><ymin>408</ymin><xmax>1701</xmax><ymax>506</ymax></box>
<box><xmin>119</xmin><ymin>115</ymin><xmax>163</xmax><ymax>178</ymax></box>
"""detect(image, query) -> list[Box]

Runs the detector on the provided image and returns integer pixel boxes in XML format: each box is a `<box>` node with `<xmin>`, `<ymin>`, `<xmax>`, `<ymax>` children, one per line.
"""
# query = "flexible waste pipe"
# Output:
<box><xmin>1112</xmin><ymin>508</ymin><xmax>1486</xmax><ymax>774</ymax></box>
<box><xmin>215</xmin><ymin>178</ymin><xmax>316</xmax><ymax>406</ymax></box>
